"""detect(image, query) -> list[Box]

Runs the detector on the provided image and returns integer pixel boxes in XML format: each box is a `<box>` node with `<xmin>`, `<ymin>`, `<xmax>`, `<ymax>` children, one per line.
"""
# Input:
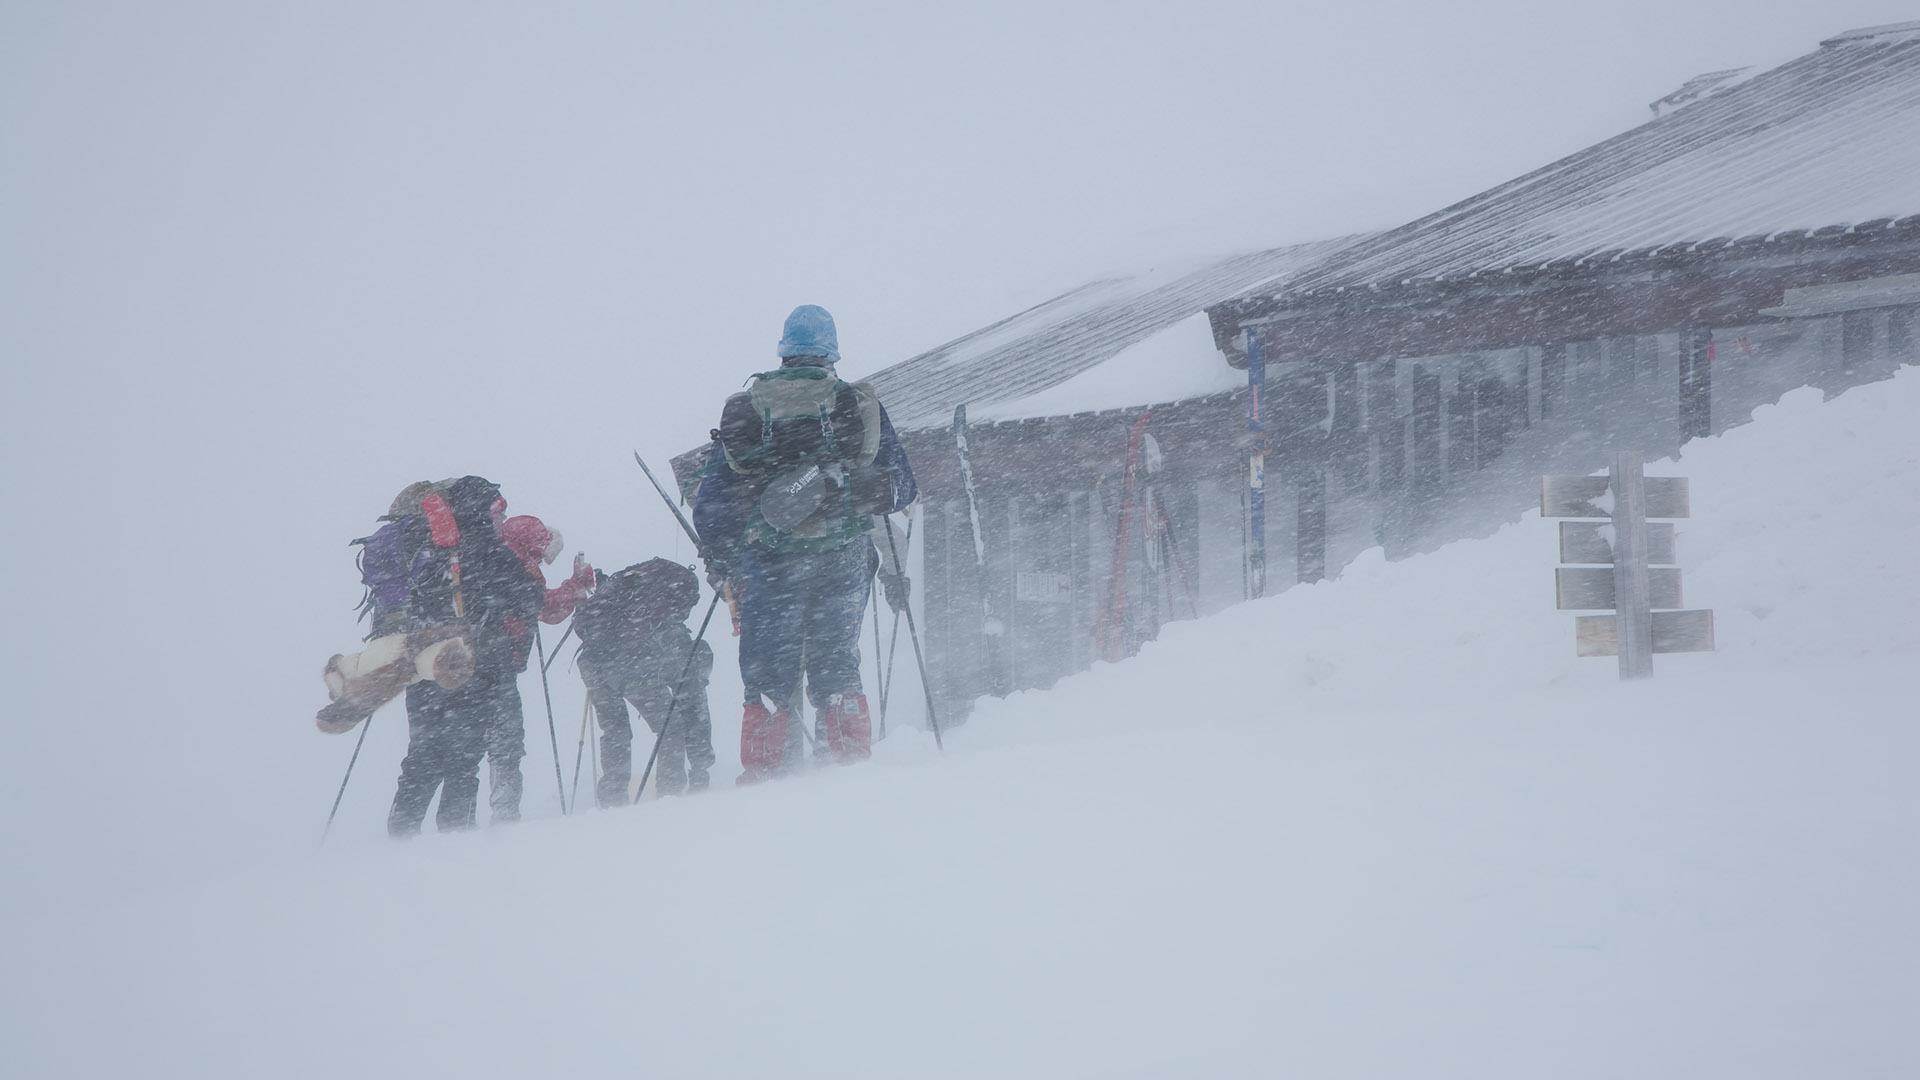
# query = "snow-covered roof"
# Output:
<box><xmin>866</xmin><ymin>235</ymin><xmax>1361</xmax><ymax>431</ymax></box>
<box><xmin>1280</xmin><ymin>24</ymin><xmax>1920</xmax><ymax>296</ymax></box>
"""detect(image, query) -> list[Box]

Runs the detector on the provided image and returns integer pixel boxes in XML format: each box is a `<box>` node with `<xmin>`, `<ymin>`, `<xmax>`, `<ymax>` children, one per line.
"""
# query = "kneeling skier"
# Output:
<box><xmin>574</xmin><ymin>558</ymin><xmax>716</xmax><ymax>804</ymax></box>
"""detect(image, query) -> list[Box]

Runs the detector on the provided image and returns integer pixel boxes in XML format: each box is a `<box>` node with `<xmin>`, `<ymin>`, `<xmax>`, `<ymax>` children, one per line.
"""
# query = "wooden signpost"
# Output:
<box><xmin>1541</xmin><ymin>451</ymin><xmax>1715</xmax><ymax>679</ymax></box>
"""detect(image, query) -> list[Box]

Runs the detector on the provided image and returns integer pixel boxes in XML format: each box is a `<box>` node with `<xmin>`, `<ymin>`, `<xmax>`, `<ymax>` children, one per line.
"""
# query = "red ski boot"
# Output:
<box><xmin>821</xmin><ymin>692</ymin><xmax>872</xmax><ymax>765</ymax></box>
<box><xmin>738</xmin><ymin>700</ymin><xmax>789</xmax><ymax>785</ymax></box>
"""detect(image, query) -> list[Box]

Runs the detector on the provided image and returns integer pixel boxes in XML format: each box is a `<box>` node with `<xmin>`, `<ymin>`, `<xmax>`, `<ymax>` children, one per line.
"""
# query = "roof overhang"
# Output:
<box><xmin>1213</xmin><ymin>228</ymin><xmax>1920</xmax><ymax>365</ymax></box>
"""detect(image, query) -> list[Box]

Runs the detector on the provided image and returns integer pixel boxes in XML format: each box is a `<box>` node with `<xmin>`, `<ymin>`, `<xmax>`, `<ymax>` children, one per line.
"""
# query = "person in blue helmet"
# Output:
<box><xmin>693</xmin><ymin>305</ymin><xmax>916</xmax><ymax>783</ymax></box>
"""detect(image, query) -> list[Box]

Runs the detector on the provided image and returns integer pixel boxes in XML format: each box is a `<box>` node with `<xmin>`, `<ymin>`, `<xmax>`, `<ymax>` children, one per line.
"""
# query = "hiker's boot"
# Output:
<box><xmin>737</xmin><ymin>700</ymin><xmax>788</xmax><ymax>785</ymax></box>
<box><xmin>821</xmin><ymin>693</ymin><xmax>872</xmax><ymax>765</ymax></box>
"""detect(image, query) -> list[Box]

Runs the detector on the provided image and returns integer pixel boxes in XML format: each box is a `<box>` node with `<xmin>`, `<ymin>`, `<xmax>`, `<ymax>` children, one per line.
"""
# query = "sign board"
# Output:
<box><xmin>1555</xmin><ymin>566</ymin><xmax>1683</xmax><ymax>610</ymax></box>
<box><xmin>1015</xmin><ymin>570</ymin><xmax>1071</xmax><ymax>605</ymax></box>
<box><xmin>1546</xmin><ymin>452</ymin><xmax>1711</xmax><ymax>680</ymax></box>
<box><xmin>1559</xmin><ymin>521</ymin><xmax>1677</xmax><ymax>565</ymax></box>
<box><xmin>1574</xmin><ymin>610</ymin><xmax>1717</xmax><ymax>657</ymax></box>
<box><xmin>1540</xmin><ymin>475</ymin><xmax>1690</xmax><ymax>519</ymax></box>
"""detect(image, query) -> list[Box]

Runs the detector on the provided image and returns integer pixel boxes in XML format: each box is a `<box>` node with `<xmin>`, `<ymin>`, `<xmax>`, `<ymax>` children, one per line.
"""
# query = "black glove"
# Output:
<box><xmin>877</xmin><ymin>568</ymin><xmax>910</xmax><ymax>613</ymax></box>
<box><xmin>703</xmin><ymin>559</ymin><xmax>731</xmax><ymax>591</ymax></box>
<box><xmin>847</xmin><ymin>465</ymin><xmax>894</xmax><ymax>516</ymax></box>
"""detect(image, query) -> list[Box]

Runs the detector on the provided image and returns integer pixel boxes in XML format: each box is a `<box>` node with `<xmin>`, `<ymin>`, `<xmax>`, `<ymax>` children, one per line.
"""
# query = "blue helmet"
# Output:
<box><xmin>776</xmin><ymin>304</ymin><xmax>840</xmax><ymax>364</ymax></box>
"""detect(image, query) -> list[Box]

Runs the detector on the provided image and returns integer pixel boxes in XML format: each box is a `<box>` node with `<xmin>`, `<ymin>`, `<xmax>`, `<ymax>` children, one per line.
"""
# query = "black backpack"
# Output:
<box><xmin>576</xmin><ymin>559</ymin><xmax>699</xmax><ymax>650</ymax></box>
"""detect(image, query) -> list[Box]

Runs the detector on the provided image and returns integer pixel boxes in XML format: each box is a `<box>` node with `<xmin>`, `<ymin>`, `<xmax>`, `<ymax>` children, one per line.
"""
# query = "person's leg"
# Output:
<box><xmin>805</xmin><ymin>542</ymin><xmax>877</xmax><ymax>763</ymax></box>
<box><xmin>581</xmin><ymin>656</ymin><xmax>635</xmax><ymax>809</ymax></box>
<box><xmin>629</xmin><ymin>680</ymin><xmax>686</xmax><ymax>796</ymax></box>
<box><xmin>484</xmin><ymin>676</ymin><xmax>527</xmax><ymax>824</ymax></box>
<box><xmin>387</xmin><ymin>683</ymin><xmax>449</xmax><ymax>838</ymax></box>
<box><xmin>735</xmin><ymin>550</ymin><xmax>807</xmax><ymax>781</ymax></box>
<box><xmin>680</xmin><ymin>644</ymin><xmax>716</xmax><ymax>790</ymax></box>
<box><xmin>433</xmin><ymin>676</ymin><xmax>492</xmax><ymax>832</ymax></box>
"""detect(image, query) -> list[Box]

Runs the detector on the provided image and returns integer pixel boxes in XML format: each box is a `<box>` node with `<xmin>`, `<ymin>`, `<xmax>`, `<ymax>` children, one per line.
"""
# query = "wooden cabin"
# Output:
<box><xmin>1208</xmin><ymin>19</ymin><xmax>1920</xmax><ymax>597</ymax></box>
<box><xmin>677</xmin><ymin>22</ymin><xmax>1920</xmax><ymax>722</ymax></box>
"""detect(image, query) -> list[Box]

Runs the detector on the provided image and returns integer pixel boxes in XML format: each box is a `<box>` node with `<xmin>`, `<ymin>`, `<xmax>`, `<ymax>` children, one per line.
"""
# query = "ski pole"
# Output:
<box><xmin>541</xmin><ymin>620</ymin><xmax>573</xmax><ymax>675</ymax></box>
<box><xmin>637</xmin><ymin>449</ymin><xmax>742</xmax><ymax>633</ymax></box>
<box><xmin>320</xmin><ymin>711</ymin><xmax>377</xmax><ymax>847</ymax></box>
<box><xmin>882</xmin><ymin>610</ymin><xmax>903</xmax><ymax>715</ymax></box>
<box><xmin>878</xmin><ymin>514</ymin><xmax>913</xmax><ymax>715</ymax></box>
<box><xmin>870</xmin><ymin>578</ymin><xmax>887</xmax><ymax>740</ymax></box>
<box><xmin>533</xmin><ymin>626</ymin><xmax>569</xmax><ymax>814</ymax></box>
<box><xmin>634</xmin><ymin>451</ymin><xmax>703</xmax><ymax>551</ymax></box>
<box><xmin>630</xmin><ymin>590</ymin><xmax>724</xmax><ymax>803</ymax></box>
<box><xmin>882</xmin><ymin>517</ymin><xmax>943</xmax><ymax>752</ymax></box>
<box><xmin>570</xmin><ymin>696</ymin><xmax>592</xmax><ymax>810</ymax></box>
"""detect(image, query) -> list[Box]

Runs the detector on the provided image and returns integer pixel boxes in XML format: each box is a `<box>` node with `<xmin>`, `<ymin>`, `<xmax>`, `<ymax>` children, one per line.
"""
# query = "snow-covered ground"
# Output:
<box><xmin>10</xmin><ymin>370</ymin><xmax>1916</xmax><ymax>1078</ymax></box>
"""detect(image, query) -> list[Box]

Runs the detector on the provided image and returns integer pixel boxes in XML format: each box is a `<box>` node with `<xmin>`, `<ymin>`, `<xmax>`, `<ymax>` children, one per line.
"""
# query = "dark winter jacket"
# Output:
<box><xmin>573</xmin><ymin>559</ymin><xmax>701</xmax><ymax>666</ymax></box>
<box><xmin>408</xmin><ymin>476</ymin><xmax>544</xmax><ymax>674</ymax></box>
<box><xmin>692</xmin><ymin>391</ymin><xmax>916</xmax><ymax>576</ymax></box>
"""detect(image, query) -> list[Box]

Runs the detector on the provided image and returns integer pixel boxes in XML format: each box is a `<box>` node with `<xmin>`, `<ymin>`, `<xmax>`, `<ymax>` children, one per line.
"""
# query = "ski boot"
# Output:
<box><xmin>820</xmin><ymin>692</ymin><xmax>872</xmax><ymax>765</ymax></box>
<box><xmin>737</xmin><ymin>699</ymin><xmax>789</xmax><ymax>785</ymax></box>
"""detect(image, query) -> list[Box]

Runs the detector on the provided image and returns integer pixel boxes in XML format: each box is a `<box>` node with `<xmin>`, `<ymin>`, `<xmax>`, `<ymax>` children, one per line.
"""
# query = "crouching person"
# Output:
<box><xmin>574</xmin><ymin>558</ymin><xmax>715</xmax><ymax>805</ymax></box>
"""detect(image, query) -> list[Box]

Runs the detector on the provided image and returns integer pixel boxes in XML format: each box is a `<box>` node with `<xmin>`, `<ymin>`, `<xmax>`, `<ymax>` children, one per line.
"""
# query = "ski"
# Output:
<box><xmin>952</xmin><ymin>404</ymin><xmax>1003</xmax><ymax>638</ymax></box>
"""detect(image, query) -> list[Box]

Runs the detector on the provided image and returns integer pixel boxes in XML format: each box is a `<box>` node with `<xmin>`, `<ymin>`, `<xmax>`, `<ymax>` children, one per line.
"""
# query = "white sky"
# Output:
<box><xmin>1</xmin><ymin>0</ymin><xmax>1913</xmax><ymax>892</ymax></box>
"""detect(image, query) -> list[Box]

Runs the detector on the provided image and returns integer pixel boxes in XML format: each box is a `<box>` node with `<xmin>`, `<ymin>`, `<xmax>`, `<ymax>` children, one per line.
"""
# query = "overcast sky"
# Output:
<box><xmin>2</xmin><ymin>0</ymin><xmax>1913</xmax><ymax>893</ymax></box>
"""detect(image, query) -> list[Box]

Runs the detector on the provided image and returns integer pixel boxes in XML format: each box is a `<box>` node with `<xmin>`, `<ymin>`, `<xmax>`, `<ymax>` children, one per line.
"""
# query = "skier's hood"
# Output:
<box><xmin>441</xmin><ymin>475</ymin><xmax>505</xmax><ymax>536</ymax></box>
<box><xmin>501</xmin><ymin>515</ymin><xmax>561</xmax><ymax>569</ymax></box>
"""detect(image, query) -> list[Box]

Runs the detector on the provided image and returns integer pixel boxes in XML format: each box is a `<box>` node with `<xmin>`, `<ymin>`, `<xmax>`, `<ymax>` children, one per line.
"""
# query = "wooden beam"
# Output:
<box><xmin>1680</xmin><ymin>328</ymin><xmax>1713</xmax><ymax>441</ymax></box>
<box><xmin>1296</xmin><ymin>468</ymin><xmax>1326</xmax><ymax>584</ymax></box>
<box><xmin>1215</xmin><ymin>239</ymin><xmax>1920</xmax><ymax>367</ymax></box>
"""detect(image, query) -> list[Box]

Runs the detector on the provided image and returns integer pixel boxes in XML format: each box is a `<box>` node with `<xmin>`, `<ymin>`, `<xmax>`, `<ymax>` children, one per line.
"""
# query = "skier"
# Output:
<box><xmin>693</xmin><ymin>304</ymin><xmax>917</xmax><ymax>783</ymax></box>
<box><xmin>317</xmin><ymin>481</ymin><xmax>473</xmax><ymax>736</ymax></box>
<box><xmin>386</xmin><ymin>476</ymin><xmax>545</xmax><ymax>837</ymax></box>
<box><xmin>573</xmin><ymin>558</ymin><xmax>715</xmax><ymax>804</ymax></box>
<box><xmin>489</xmin><ymin>513</ymin><xmax>595</xmax><ymax>822</ymax></box>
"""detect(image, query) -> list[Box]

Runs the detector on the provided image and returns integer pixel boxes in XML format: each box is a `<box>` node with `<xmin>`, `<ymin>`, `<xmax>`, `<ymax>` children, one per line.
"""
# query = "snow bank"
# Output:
<box><xmin>9</xmin><ymin>371</ymin><xmax>1917</xmax><ymax>1078</ymax></box>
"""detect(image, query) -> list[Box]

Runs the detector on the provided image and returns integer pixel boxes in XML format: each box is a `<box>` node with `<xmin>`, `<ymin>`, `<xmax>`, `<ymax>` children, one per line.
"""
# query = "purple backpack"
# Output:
<box><xmin>353</xmin><ymin>515</ymin><xmax>436</xmax><ymax>636</ymax></box>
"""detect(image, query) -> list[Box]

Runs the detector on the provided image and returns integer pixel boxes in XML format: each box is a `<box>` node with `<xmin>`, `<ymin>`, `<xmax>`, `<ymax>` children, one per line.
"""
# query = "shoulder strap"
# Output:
<box><xmin>847</xmin><ymin>380</ymin><xmax>884</xmax><ymax>465</ymax></box>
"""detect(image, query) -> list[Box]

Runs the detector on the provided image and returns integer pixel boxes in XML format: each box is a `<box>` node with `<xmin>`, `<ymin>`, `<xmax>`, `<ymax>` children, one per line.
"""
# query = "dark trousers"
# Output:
<box><xmin>737</xmin><ymin>540</ymin><xmax>873</xmax><ymax>713</ymax></box>
<box><xmin>387</xmin><ymin>671</ymin><xmax>519</xmax><ymax>837</ymax></box>
<box><xmin>581</xmin><ymin>641</ymin><xmax>714</xmax><ymax>806</ymax></box>
<box><xmin>484</xmin><ymin>683</ymin><xmax>527</xmax><ymax>823</ymax></box>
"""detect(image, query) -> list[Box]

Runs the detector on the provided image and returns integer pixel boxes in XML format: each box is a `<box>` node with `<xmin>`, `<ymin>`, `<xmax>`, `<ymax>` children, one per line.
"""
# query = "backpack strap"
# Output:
<box><xmin>848</xmin><ymin>380</ymin><xmax>884</xmax><ymax>465</ymax></box>
<box><xmin>817</xmin><ymin>399</ymin><xmax>840</xmax><ymax>457</ymax></box>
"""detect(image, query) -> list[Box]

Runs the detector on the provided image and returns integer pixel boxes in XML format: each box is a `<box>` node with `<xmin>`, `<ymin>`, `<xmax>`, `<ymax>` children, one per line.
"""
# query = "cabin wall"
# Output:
<box><xmin>907</xmin><ymin>300</ymin><xmax>1919</xmax><ymax>719</ymax></box>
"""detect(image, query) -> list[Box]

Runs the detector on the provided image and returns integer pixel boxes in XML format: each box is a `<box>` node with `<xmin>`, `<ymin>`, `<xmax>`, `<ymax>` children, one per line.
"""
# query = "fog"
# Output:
<box><xmin>2</xmin><ymin>0</ymin><xmax>1912</xmax><ymax>905</ymax></box>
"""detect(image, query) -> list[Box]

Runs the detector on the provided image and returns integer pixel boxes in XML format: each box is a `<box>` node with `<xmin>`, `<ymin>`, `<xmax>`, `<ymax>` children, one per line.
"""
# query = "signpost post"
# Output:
<box><xmin>1542</xmin><ymin>452</ymin><xmax>1714</xmax><ymax>679</ymax></box>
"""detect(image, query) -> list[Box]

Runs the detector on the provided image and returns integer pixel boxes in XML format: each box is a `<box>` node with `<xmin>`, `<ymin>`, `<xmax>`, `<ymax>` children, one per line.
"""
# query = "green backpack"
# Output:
<box><xmin>716</xmin><ymin>367</ymin><xmax>884</xmax><ymax>550</ymax></box>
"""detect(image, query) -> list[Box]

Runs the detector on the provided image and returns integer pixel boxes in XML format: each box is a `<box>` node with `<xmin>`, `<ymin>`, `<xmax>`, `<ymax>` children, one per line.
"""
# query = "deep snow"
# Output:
<box><xmin>9</xmin><ymin>370</ymin><xmax>1916</xmax><ymax>1078</ymax></box>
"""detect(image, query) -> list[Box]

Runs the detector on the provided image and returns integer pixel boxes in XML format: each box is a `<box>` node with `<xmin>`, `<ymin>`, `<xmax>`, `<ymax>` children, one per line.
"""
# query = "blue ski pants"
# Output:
<box><xmin>736</xmin><ymin>540</ymin><xmax>874</xmax><ymax>712</ymax></box>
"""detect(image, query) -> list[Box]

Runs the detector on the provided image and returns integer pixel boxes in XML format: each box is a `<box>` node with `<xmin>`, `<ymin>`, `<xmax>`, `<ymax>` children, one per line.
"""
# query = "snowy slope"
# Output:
<box><xmin>10</xmin><ymin>372</ymin><xmax>1918</xmax><ymax>1078</ymax></box>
